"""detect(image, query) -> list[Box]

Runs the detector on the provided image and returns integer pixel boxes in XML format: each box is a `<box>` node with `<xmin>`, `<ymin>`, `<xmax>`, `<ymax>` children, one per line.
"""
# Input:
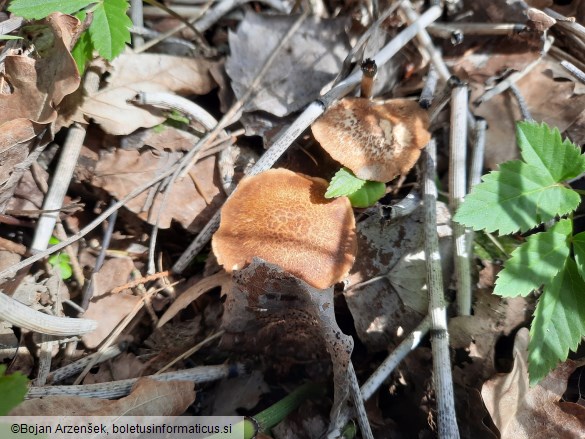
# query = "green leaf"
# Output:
<box><xmin>71</xmin><ymin>30</ymin><xmax>94</xmax><ymax>75</ymax></box>
<box><xmin>88</xmin><ymin>0</ymin><xmax>132</xmax><ymax>60</ymax></box>
<box><xmin>48</xmin><ymin>253</ymin><xmax>72</xmax><ymax>280</ymax></box>
<box><xmin>494</xmin><ymin>219</ymin><xmax>571</xmax><ymax>297</ymax></box>
<box><xmin>0</xmin><ymin>35</ymin><xmax>23</xmax><ymax>40</ymax></box>
<box><xmin>472</xmin><ymin>232</ymin><xmax>520</xmax><ymax>261</ymax></box>
<box><xmin>528</xmin><ymin>258</ymin><xmax>585</xmax><ymax>385</ymax></box>
<box><xmin>326</xmin><ymin>168</ymin><xmax>366</xmax><ymax>198</ymax></box>
<box><xmin>8</xmin><ymin>0</ymin><xmax>96</xmax><ymax>19</ymax></box>
<box><xmin>517</xmin><ymin>121</ymin><xmax>585</xmax><ymax>182</ymax></box>
<box><xmin>347</xmin><ymin>180</ymin><xmax>386</xmax><ymax>208</ymax></box>
<box><xmin>572</xmin><ymin>231</ymin><xmax>585</xmax><ymax>282</ymax></box>
<box><xmin>454</xmin><ymin>160</ymin><xmax>581</xmax><ymax>234</ymax></box>
<box><xmin>0</xmin><ymin>365</ymin><xmax>28</xmax><ymax>415</ymax></box>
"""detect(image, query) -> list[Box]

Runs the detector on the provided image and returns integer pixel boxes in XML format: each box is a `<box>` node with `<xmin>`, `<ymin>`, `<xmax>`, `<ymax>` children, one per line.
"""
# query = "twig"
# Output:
<box><xmin>466</xmin><ymin>118</ymin><xmax>486</xmax><ymax>257</ymax></box>
<box><xmin>0</xmin><ymin>289</ymin><xmax>96</xmax><ymax>336</ymax></box>
<box><xmin>47</xmin><ymin>343</ymin><xmax>125</xmax><ymax>384</ymax></box>
<box><xmin>33</xmin><ymin>335</ymin><xmax>55</xmax><ymax>386</ymax></box>
<box><xmin>428</xmin><ymin>22</ymin><xmax>527</xmax><ymax>37</ymax></box>
<box><xmin>130</xmin><ymin>26</ymin><xmax>196</xmax><ymax>51</ymax></box>
<box><xmin>130</xmin><ymin>0</ymin><xmax>145</xmax><ymax>47</ymax></box>
<box><xmin>27</xmin><ymin>364</ymin><xmax>247</xmax><ymax>399</ymax></box>
<box><xmin>156</xmin><ymin>330</ymin><xmax>224</xmax><ymax>374</ymax></box>
<box><xmin>449</xmin><ymin>84</ymin><xmax>470</xmax><ymax>316</ymax></box>
<box><xmin>544</xmin><ymin>8</ymin><xmax>585</xmax><ymax>40</ymax></box>
<box><xmin>111</xmin><ymin>270</ymin><xmax>171</xmax><ymax>294</ymax></box>
<box><xmin>509</xmin><ymin>83</ymin><xmax>532</xmax><ymax>121</ymax></box>
<box><xmin>31</xmin><ymin>70</ymin><xmax>100</xmax><ymax>252</ymax></box>
<box><xmin>560</xmin><ymin>60</ymin><xmax>585</xmax><ymax>84</ymax></box>
<box><xmin>347</xmin><ymin>362</ymin><xmax>374</xmax><ymax>439</ymax></box>
<box><xmin>422</xmin><ymin>141</ymin><xmax>460</xmax><ymax>438</ymax></box>
<box><xmin>419</xmin><ymin>65</ymin><xmax>439</xmax><ymax>108</ymax></box>
<box><xmin>172</xmin><ymin>5</ymin><xmax>444</xmax><ymax>273</ymax></box>
<box><xmin>399</xmin><ymin>1</ymin><xmax>451</xmax><ymax>81</ymax></box>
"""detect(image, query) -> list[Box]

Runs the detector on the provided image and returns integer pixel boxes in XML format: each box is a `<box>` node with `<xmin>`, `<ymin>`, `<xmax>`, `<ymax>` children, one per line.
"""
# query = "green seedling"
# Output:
<box><xmin>48</xmin><ymin>237</ymin><xmax>73</xmax><ymax>280</ymax></box>
<box><xmin>9</xmin><ymin>0</ymin><xmax>132</xmax><ymax>74</ymax></box>
<box><xmin>455</xmin><ymin>120</ymin><xmax>585</xmax><ymax>385</ymax></box>
<box><xmin>326</xmin><ymin>167</ymin><xmax>386</xmax><ymax>208</ymax></box>
<box><xmin>0</xmin><ymin>365</ymin><xmax>28</xmax><ymax>415</ymax></box>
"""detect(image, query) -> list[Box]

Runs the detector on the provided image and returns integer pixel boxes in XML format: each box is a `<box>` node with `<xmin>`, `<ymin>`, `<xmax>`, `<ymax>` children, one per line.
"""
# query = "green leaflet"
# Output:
<box><xmin>528</xmin><ymin>258</ymin><xmax>585</xmax><ymax>385</ymax></box>
<box><xmin>454</xmin><ymin>121</ymin><xmax>585</xmax><ymax>234</ymax></box>
<box><xmin>71</xmin><ymin>15</ymin><xmax>94</xmax><ymax>75</ymax></box>
<box><xmin>347</xmin><ymin>180</ymin><xmax>386</xmax><ymax>208</ymax></box>
<box><xmin>517</xmin><ymin>121</ymin><xmax>585</xmax><ymax>182</ymax></box>
<box><xmin>89</xmin><ymin>0</ymin><xmax>132</xmax><ymax>60</ymax></box>
<box><xmin>0</xmin><ymin>365</ymin><xmax>28</xmax><ymax>415</ymax></box>
<box><xmin>326</xmin><ymin>168</ymin><xmax>366</xmax><ymax>199</ymax></box>
<box><xmin>8</xmin><ymin>0</ymin><xmax>95</xmax><ymax>19</ymax></box>
<box><xmin>454</xmin><ymin>161</ymin><xmax>580</xmax><ymax>234</ymax></box>
<box><xmin>494</xmin><ymin>219</ymin><xmax>571</xmax><ymax>297</ymax></box>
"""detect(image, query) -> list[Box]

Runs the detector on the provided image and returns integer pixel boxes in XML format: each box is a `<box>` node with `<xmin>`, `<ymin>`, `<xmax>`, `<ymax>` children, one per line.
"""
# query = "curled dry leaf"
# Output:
<box><xmin>0</xmin><ymin>13</ymin><xmax>81</xmax><ymax>212</ymax></box>
<box><xmin>311</xmin><ymin>98</ymin><xmax>431</xmax><ymax>182</ymax></box>
<box><xmin>226</xmin><ymin>11</ymin><xmax>349</xmax><ymax>117</ymax></box>
<box><xmin>481</xmin><ymin>328</ymin><xmax>585</xmax><ymax>439</ymax></box>
<box><xmin>81</xmin><ymin>53</ymin><xmax>217</xmax><ymax>135</ymax></box>
<box><xmin>10</xmin><ymin>378</ymin><xmax>195</xmax><ymax>416</ymax></box>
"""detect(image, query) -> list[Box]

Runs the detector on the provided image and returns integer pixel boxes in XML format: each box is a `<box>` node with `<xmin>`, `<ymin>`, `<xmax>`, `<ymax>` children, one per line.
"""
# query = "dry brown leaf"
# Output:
<box><xmin>0</xmin><ymin>13</ymin><xmax>81</xmax><ymax>212</ymax></box>
<box><xmin>92</xmin><ymin>148</ymin><xmax>225</xmax><ymax>231</ymax></box>
<box><xmin>82</xmin><ymin>257</ymin><xmax>141</xmax><ymax>349</ymax></box>
<box><xmin>81</xmin><ymin>53</ymin><xmax>217</xmax><ymax>135</ymax></box>
<box><xmin>157</xmin><ymin>271</ymin><xmax>230</xmax><ymax>328</ymax></box>
<box><xmin>344</xmin><ymin>204</ymin><xmax>452</xmax><ymax>350</ymax></box>
<box><xmin>481</xmin><ymin>328</ymin><xmax>585</xmax><ymax>438</ymax></box>
<box><xmin>83</xmin><ymin>353</ymin><xmax>147</xmax><ymax>385</ymax></box>
<box><xmin>10</xmin><ymin>378</ymin><xmax>195</xmax><ymax>416</ymax></box>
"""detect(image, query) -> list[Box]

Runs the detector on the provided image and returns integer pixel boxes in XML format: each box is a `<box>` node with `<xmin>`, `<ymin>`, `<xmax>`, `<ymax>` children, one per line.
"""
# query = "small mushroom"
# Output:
<box><xmin>212</xmin><ymin>168</ymin><xmax>357</xmax><ymax>290</ymax></box>
<box><xmin>311</xmin><ymin>97</ymin><xmax>431</xmax><ymax>182</ymax></box>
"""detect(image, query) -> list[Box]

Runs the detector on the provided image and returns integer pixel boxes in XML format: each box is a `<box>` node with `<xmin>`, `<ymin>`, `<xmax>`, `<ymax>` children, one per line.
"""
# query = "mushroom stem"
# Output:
<box><xmin>360</xmin><ymin>59</ymin><xmax>377</xmax><ymax>99</ymax></box>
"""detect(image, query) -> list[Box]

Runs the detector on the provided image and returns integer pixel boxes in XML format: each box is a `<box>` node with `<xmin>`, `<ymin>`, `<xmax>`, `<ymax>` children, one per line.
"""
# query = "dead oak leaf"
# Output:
<box><xmin>81</xmin><ymin>53</ymin><xmax>217</xmax><ymax>135</ymax></box>
<box><xmin>481</xmin><ymin>328</ymin><xmax>585</xmax><ymax>439</ymax></box>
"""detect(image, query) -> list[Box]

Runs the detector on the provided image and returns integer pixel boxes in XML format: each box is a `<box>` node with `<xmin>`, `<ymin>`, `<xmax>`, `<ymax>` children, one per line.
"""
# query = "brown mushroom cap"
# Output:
<box><xmin>311</xmin><ymin>97</ymin><xmax>431</xmax><ymax>182</ymax></box>
<box><xmin>212</xmin><ymin>168</ymin><xmax>357</xmax><ymax>290</ymax></box>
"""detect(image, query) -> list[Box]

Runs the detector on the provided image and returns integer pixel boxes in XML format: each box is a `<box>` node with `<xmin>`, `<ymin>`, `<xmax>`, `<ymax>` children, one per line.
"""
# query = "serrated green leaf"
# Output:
<box><xmin>88</xmin><ymin>0</ymin><xmax>132</xmax><ymax>60</ymax></box>
<box><xmin>8</xmin><ymin>0</ymin><xmax>96</xmax><ymax>19</ymax></box>
<box><xmin>326</xmin><ymin>168</ymin><xmax>366</xmax><ymax>198</ymax></box>
<box><xmin>454</xmin><ymin>160</ymin><xmax>580</xmax><ymax>234</ymax></box>
<box><xmin>71</xmin><ymin>29</ymin><xmax>94</xmax><ymax>75</ymax></box>
<box><xmin>347</xmin><ymin>180</ymin><xmax>386</xmax><ymax>208</ymax></box>
<box><xmin>517</xmin><ymin>121</ymin><xmax>585</xmax><ymax>182</ymax></box>
<box><xmin>0</xmin><ymin>365</ymin><xmax>28</xmax><ymax>415</ymax></box>
<box><xmin>528</xmin><ymin>258</ymin><xmax>585</xmax><ymax>385</ymax></box>
<box><xmin>494</xmin><ymin>219</ymin><xmax>571</xmax><ymax>297</ymax></box>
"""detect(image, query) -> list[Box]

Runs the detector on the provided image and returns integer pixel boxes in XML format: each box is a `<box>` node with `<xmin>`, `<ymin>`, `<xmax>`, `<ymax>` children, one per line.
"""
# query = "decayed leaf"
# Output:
<box><xmin>91</xmin><ymin>147</ymin><xmax>225</xmax><ymax>231</ymax></box>
<box><xmin>81</xmin><ymin>257</ymin><xmax>140</xmax><ymax>349</ymax></box>
<box><xmin>481</xmin><ymin>328</ymin><xmax>585</xmax><ymax>439</ymax></box>
<box><xmin>80</xmin><ymin>52</ymin><xmax>217</xmax><ymax>135</ymax></box>
<box><xmin>226</xmin><ymin>11</ymin><xmax>349</xmax><ymax>117</ymax></box>
<box><xmin>0</xmin><ymin>13</ymin><xmax>81</xmax><ymax>212</ymax></box>
<box><xmin>10</xmin><ymin>378</ymin><xmax>195</xmax><ymax>416</ymax></box>
<box><xmin>221</xmin><ymin>258</ymin><xmax>353</xmax><ymax>434</ymax></box>
<box><xmin>345</xmin><ymin>204</ymin><xmax>452</xmax><ymax>350</ymax></box>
